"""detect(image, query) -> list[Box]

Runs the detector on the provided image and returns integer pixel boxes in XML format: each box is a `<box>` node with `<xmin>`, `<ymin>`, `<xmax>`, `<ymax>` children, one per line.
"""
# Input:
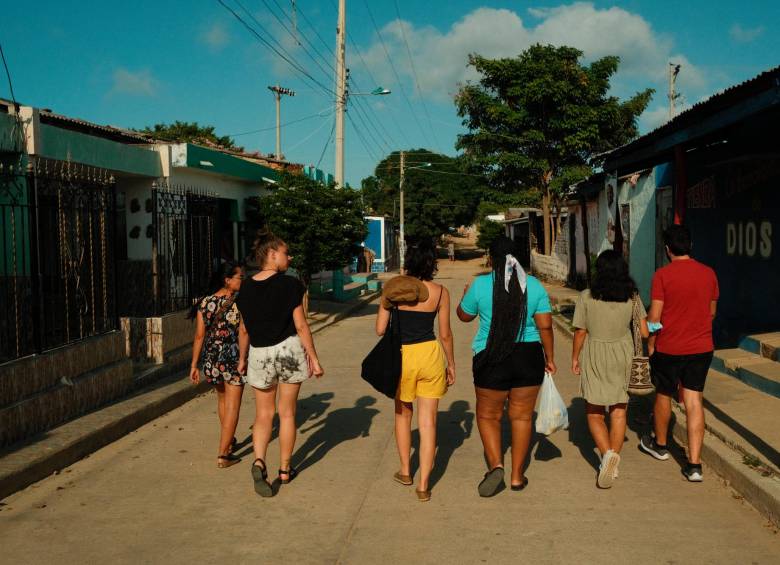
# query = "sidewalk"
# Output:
<box><xmin>543</xmin><ymin>280</ymin><xmax>780</xmax><ymax>527</ymax></box>
<box><xmin>0</xmin><ymin>255</ymin><xmax>777</xmax><ymax>564</ymax></box>
<box><xmin>0</xmin><ymin>292</ymin><xmax>380</xmax><ymax>500</ymax></box>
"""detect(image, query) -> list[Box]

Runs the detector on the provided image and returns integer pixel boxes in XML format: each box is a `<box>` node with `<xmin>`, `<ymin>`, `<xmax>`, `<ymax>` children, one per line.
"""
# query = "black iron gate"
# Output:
<box><xmin>0</xmin><ymin>158</ymin><xmax>117</xmax><ymax>363</ymax></box>
<box><xmin>151</xmin><ymin>183</ymin><xmax>218</xmax><ymax>315</ymax></box>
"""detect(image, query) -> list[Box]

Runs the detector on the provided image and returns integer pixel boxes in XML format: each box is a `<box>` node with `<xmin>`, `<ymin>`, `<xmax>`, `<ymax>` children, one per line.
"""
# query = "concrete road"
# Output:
<box><xmin>1</xmin><ymin>258</ymin><xmax>778</xmax><ymax>564</ymax></box>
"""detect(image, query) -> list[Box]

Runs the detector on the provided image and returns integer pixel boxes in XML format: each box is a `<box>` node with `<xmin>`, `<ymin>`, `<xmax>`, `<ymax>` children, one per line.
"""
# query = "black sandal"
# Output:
<box><xmin>217</xmin><ymin>453</ymin><xmax>241</xmax><ymax>468</ymax></box>
<box><xmin>230</xmin><ymin>437</ymin><xmax>238</xmax><ymax>452</ymax></box>
<box><xmin>278</xmin><ymin>467</ymin><xmax>298</xmax><ymax>484</ymax></box>
<box><xmin>511</xmin><ymin>477</ymin><xmax>529</xmax><ymax>491</ymax></box>
<box><xmin>478</xmin><ymin>467</ymin><xmax>505</xmax><ymax>498</ymax></box>
<box><xmin>251</xmin><ymin>458</ymin><xmax>273</xmax><ymax>497</ymax></box>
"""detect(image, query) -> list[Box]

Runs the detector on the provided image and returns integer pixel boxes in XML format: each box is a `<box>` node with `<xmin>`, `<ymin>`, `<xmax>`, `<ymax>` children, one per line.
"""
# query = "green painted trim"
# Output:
<box><xmin>38</xmin><ymin>124</ymin><xmax>162</xmax><ymax>177</ymax></box>
<box><xmin>183</xmin><ymin>144</ymin><xmax>279</xmax><ymax>182</ymax></box>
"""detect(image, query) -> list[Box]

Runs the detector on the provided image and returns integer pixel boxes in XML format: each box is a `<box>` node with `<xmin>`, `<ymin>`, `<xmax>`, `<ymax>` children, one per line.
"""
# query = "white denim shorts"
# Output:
<box><xmin>247</xmin><ymin>335</ymin><xmax>309</xmax><ymax>390</ymax></box>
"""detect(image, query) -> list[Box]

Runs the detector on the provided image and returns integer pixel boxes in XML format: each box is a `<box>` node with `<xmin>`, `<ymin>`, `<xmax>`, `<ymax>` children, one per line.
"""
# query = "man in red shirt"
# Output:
<box><xmin>640</xmin><ymin>225</ymin><xmax>719</xmax><ymax>482</ymax></box>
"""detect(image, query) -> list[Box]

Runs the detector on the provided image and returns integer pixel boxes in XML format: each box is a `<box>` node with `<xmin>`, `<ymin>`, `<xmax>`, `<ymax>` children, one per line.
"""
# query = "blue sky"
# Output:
<box><xmin>2</xmin><ymin>1</ymin><xmax>778</xmax><ymax>186</ymax></box>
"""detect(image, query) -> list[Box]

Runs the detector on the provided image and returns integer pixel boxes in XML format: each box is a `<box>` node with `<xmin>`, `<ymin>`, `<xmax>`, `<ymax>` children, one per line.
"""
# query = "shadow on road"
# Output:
<box><xmin>235</xmin><ymin>392</ymin><xmax>336</xmax><ymax>457</ymax></box>
<box><xmin>291</xmin><ymin>396</ymin><xmax>380</xmax><ymax>474</ymax></box>
<box><xmin>410</xmin><ymin>400</ymin><xmax>474</xmax><ymax>489</ymax></box>
<box><xmin>566</xmin><ymin>397</ymin><xmax>601</xmax><ymax>471</ymax></box>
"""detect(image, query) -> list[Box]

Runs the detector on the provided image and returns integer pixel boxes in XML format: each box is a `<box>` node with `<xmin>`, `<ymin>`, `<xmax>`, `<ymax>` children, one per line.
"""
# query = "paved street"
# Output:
<box><xmin>1</xmin><ymin>257</ymin><xmax>778</xmax><ymax>564</ymax></box>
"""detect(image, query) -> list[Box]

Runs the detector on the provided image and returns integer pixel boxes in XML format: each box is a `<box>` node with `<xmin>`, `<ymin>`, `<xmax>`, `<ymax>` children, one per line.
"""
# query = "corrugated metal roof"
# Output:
<box><xmin>604</xmin><ymin>65</ymin><xmax>780</xmax><ymax>164</ymax></box>
<box><xmin>39</xmin><ymin>109</ymin><xmax>152</xmax><ymax>143</ymax></box>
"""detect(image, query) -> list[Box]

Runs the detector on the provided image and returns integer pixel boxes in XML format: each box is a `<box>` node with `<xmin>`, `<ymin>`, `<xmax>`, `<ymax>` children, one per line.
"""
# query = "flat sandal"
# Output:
<box><xmin>217</xmin><ymin>454</ymin><xmax>241</xmax><ymax>468</ymax></box>
<box><xmin>251</xmin><ymin>458</ymin><xmax>273</xmax><ymax>497</ymax></box>
<box><xmin>394</xmin><ymin>472</ymin><xmax>413</xmax><ymax>486</ymax></box>
<box><xmin>278</xmin><ymin>467</ymin><xmax>299</xmax><ymax>484</ymax></box>
<box><xmin>415</xmin><ymin>490</ymin><xmax>431</xmax><ymax>502</ymax></box>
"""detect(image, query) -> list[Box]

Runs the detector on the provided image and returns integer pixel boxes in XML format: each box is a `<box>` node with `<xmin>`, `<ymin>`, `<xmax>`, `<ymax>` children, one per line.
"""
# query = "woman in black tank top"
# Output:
<box><xmin>375</xmin><ymin>242</ymin><xmax>456</xmax><ymax>502</ymax></box>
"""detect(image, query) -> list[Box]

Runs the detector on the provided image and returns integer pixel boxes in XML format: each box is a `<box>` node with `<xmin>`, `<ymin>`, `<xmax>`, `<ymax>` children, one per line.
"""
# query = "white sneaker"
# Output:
<box><xmin>597</xmin><ymin>450</ymin><xmax>620</xmax><ymax>489</ymax></box>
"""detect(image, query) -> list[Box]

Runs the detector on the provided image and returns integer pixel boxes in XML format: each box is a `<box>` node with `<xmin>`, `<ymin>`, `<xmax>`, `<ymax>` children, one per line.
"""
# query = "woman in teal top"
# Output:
<box><xmin>458</xmin><ymin>236</ymin><xmax>556</xmax><ymax>497</ymax></box>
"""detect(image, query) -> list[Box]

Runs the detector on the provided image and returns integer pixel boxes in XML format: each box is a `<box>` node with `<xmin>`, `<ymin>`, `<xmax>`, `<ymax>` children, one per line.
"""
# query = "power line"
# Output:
<box><xmin>0</xmin><ymin>42</ymin><xmax>18</xmax><ymax>107</ymax></box>
<box><xmin>361</xmin><ymin>0</ymin><xmax>435</xmax><ymax>149</ymax></box>
<box><xmin>285</xmin><ymin>113</ymin><xmax>337</xmax><ymax>153</ymax></box>
<box><xmin>392</xmin><ymin>0</ymin><xmax>439</xmax><ymax>150</ymax></box>
<box><xmin>346</xmin><ymin>111</ymin><xmax>379</xmax><ymax>163</ymax></box>
<box><xmin>316</xmin><ymin>116</ymin><xmax>336</xmax><ymax>169</ymax></box>
<box><xmin>217</xmin><ymin>0</ymin><xmax>335</xmax><ymax>98</ymax></box>
<box><xmin>225</xmin><ymin>107</ymin><xmax>333</xmax><ymax>137</ymax></box>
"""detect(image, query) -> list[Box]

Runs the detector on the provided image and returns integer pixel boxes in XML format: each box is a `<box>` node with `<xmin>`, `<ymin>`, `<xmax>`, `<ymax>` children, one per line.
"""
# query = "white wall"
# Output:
<box><xmin>167</xmin><ymin>169</ymin><xmax>271</xmax><ymax>222</ymax></box>
<box><xmin>119</xmin><ymin>177</ymin><xmax>154</xmax><ymax>260</ymax></box>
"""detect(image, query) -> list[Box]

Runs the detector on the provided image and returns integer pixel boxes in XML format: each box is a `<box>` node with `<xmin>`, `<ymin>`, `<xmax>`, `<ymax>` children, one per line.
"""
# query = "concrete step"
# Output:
<box><xmin>366</xmin><ymin>280</ymin><xmax>383</xmax><ymax>292</ymax></box>
<box><xmin>334</xmin><ymin>281</ymin><xmax>367</xmax><ymax>302</ymax></box>
<box><xmin>712</xmin><ymin>349</ymin><xmax>780</xmax><ymax>398</ymax></box>
<box><xmin>702</xmin><ymin>368</ymin><xmax>780</xmax><ymax>474</ymax></box>
<box><xmin>739</xmin><ymin>332</ymin><xmax>780</xmax><ymax>361</ymax></box>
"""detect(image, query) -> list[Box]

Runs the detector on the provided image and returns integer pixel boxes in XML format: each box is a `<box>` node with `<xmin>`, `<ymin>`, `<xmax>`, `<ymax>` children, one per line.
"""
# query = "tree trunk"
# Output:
<box><xmin>542</xmin><ymin>190</ymin><xmax>551</xmax><ymax>255</ymax></box>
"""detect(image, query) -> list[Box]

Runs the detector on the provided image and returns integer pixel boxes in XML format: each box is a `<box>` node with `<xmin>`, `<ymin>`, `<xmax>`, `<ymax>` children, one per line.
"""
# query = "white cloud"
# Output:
<box><xmin>357</xmin><ymin>2</ymin><xmax>710</xmax><ymax>129</ymax></box>
<box><xmin>109</xmin><ymin>68</ymin><xmax>158</xmax><ymax>97</ymax></box>
<box><xmin>201</xmin><ymin>22</ymin><xmax>229</xmax><ymax>50</ymax></box>
<box><xmin>729</xmin><ymin>23</ymin><xmax>764</xmax><ymax>43</ymax></box>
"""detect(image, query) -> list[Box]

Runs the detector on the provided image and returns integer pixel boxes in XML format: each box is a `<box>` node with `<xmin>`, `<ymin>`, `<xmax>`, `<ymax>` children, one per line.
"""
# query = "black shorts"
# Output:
<box><xmin>650</xmin><ymin>351</ymin><xmax>713</xmax><ymax>395</ymax></box>
<box><xmin>473</xmin><ymin>342</ymin><xmax>545</xmax><ymax>391</ymax></box>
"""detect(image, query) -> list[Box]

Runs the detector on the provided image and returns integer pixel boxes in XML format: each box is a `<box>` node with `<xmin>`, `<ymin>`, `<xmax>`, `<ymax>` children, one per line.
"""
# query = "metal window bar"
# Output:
<box><xmin>0</xmin><ymin>158</ymin><xmax>118</xmax><ymax>364</ymax></box>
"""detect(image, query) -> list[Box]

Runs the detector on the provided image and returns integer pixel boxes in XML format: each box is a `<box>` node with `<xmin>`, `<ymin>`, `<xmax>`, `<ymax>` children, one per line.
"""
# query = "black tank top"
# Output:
<box><xmin>397</xmin><ymin>286</ymin><xmax>442</xmax><ymax>345</ymax></box>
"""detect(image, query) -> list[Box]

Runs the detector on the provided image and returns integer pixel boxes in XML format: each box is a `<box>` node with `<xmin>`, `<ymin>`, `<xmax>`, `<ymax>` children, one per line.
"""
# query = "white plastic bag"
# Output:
<box><xmin>535</xmin><ymin>372</ymin><xmax>569</xmax><ymax>435</ymax></box>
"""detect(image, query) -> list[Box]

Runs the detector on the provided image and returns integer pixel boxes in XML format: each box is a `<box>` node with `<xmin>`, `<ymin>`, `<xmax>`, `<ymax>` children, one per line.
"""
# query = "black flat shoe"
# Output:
<box><xmin>478</xmin><ymin>467</ymin><xmax>505</xmax><ymax>497</ymax></box>
<box><xmin>511</xmin><ymin>477</ymin><xmax>529</xmax><ymax>491</ymax></box>
<box><xmin>251</xmin><ymin>458</ymin><xmax>273</xmax><ymax>497</ymax></box>
<box><xmin>278</xmin><ymin>467</ymin><xmax>299</xmax><ymax>484</ymax></box>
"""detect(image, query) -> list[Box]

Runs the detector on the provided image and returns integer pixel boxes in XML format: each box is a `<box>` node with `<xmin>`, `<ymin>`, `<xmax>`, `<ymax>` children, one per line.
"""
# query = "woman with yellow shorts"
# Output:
<box><xmin>375</xmin><ymin>241</ymin><xmax>455</xmax><ymax>502</ymax></box>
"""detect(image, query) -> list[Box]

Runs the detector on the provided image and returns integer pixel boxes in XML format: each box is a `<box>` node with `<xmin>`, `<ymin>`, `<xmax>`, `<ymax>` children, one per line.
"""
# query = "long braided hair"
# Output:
<box><xmin>476</xmin><ymin>236</ymin><xmax>528</xmax><ymax>369</ymax></box>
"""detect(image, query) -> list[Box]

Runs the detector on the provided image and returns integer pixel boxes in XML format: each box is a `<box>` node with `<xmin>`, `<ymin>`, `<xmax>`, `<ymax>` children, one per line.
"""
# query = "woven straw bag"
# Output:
<box><xmin>628</xmin><ymin>295</ymin><xmax>654</xmax><ymax>396</ymax></box>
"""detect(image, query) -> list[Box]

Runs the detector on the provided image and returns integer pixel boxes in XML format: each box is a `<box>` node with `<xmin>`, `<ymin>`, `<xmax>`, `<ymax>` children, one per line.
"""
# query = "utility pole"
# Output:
<box><xmin>268</xmin><ymin>85</ymin><xmax>295</xmax><ymax>160</ymax></box>
<box><xmin>334</xmin><ymin>0</ymin><xmax>346</xmax><ymax>187</ymax></box>
<box><xmin>399</xmin><ymin>150</ymin><xmax>405</xmax><ymax>271</ymax></box>
<box><xmin>668</xmin><ymin>63</ymin><xmax>681</xmax><ymax>120</ymax></box>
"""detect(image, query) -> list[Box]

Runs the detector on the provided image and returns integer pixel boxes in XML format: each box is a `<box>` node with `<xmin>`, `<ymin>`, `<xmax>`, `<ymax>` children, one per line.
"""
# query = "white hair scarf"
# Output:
<box><xmin>504</xmin><ymin>254</ymin><xmax>527</xmax><ymax>293</ymax></box>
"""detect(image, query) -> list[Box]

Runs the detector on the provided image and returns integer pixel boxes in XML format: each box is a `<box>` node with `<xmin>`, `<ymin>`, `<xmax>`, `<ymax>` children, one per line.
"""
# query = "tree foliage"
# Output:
<box><xmin>360</xmin><ymin>149</ymin><xmax>487</xmax><ymax>240</ymax></box>
<box><xmin>140</xmin><ymin>121</ymin><xmax>243</xmax><ymax>151</ymax></box>
<box><xmin>245</xmin><ymin>173</ymin><xmax>367</xmax><ymax>285</ymax></box>
<box><xmin>455</xmin><ymin>44</ymin><xmax>653</xmax><ymax>253</ymax></box>
<box><xmin>476</xmin><ymin>219</ymin><xmax>505</xmax><ymax>252</ymax></box>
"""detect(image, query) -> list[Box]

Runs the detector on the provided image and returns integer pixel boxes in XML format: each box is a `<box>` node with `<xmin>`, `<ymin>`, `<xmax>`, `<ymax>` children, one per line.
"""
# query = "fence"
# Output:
<box><xmin>0</xmin><ymin>158</ymin><xmax>118</xmax><ymax>363</ymax></box>
<box><xmin>152</xmin><ymin>183</ymin><xmax>218</xmax><ymax>315</ymax></box>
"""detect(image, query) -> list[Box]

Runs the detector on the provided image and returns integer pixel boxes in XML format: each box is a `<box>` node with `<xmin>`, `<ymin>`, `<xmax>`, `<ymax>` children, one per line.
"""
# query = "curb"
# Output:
<box><xmin>671</xmin><ymin>402</ymin><xmax>780</xmax><ymax>528</ymax></box>
<box><xmin>0</xmin><ymin>294</ymin><xmax>378</xmax><ymax>501</ymax></box>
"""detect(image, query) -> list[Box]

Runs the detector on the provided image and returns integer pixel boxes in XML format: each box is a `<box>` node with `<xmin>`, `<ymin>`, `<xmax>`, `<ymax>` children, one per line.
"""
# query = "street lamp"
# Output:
<box><xmin>349</xmin><ymin>86</ymin><xmax>392</xmax><ymax>97</ymax></box>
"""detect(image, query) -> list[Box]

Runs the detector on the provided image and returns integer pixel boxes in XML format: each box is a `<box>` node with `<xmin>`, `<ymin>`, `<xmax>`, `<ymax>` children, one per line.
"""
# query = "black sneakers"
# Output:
<box><xmin>639</xmin><ymin>434</ymin><xmax>671</xmax><ymax>461</ymax></box>
<box><xmin>683</xmin><ymin>463</ymin><xmax>704</xmax><ymax>482</ymax></box>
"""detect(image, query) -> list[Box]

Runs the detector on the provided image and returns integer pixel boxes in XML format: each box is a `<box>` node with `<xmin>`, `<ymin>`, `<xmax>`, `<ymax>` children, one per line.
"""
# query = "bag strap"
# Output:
<box><xmin>630</xmin><ymin>295</ymin><xmax>643</xmax><ymax>357</ymax></box>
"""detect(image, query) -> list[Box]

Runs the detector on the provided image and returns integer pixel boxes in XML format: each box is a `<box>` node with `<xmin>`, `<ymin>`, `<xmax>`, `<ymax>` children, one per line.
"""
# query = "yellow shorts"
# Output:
<box><xmin>397</xmin><ymin>340</ymin><xmax>447</xmax><ymax>402</ymax></box>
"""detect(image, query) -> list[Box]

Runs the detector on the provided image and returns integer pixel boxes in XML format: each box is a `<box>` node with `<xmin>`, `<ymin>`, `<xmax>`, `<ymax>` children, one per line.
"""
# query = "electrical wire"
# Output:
<box><xmin>284</xmin><ymin>112</ymin><xmax>338</xmax><ymax>154</ymax></box>
<box><xmin>225</xmin><ymin>107</ymin><xmax>333</xmax><ymax>137</ymax></box>
<box><xmin>361</xmin><ymin>0</ymin><xmax>435</xmax><ymax>150</ymax></box>
<box><xmin>316</xmin><ymin>116</ymin><xmax>336</xmax><ymax>169</ymax></box>
<box><xmin>217</xmin><ymin>0</ymin><xmax>335</xmax><ymax>98</ymax></box>
<box><xmin>392</xmin><ymin>0</ymin><xmax>439</xmax><ymax>150</ymax></box>
<box><xmin>0</xmin><ymin>42</ymin><xmax>18</xmax><ymax>107</ymax></box>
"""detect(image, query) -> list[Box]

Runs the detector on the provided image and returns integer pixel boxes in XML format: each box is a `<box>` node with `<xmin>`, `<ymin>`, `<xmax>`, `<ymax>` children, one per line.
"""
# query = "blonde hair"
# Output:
<box><xmin>252</xmin><ymin>228</ymin><xmax>286</xmax><ymax>267</ymax></box>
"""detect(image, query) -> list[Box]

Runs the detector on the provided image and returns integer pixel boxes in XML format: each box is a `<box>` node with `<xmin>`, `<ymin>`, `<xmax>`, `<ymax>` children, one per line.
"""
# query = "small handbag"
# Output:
<box><xmin>360</xmin><ymin>307</ymin><xmax>402</xmax><ymax>399</ymax></box>
<box><xmin>628</xmin><ymin>295</ymin><xmax>654</xmax><ymax>396</ymax></box>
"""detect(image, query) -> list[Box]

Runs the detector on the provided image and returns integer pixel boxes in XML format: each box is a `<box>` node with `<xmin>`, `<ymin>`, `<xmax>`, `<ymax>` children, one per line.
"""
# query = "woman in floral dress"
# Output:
<box><xmin>189</xmin><ymin>261</ymin><xmax>245</xmax><ymax>468</ymax></box>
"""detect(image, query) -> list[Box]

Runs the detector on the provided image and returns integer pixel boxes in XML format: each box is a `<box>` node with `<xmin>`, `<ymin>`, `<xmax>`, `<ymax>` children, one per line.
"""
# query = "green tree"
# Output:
<box><xmin>361</xmin><ymin>150</ymin><xmax>487</xmax><ymax>240</ymax></box>
<box><xmin>455</xmin><ymin>44</ymin><xmax>653</xmax><ymax>254</ymax></box>
<box><xmin>140</xmin><ymin>121</ymin><xmax>243</xmax><ymax>151</ymax></box>
<box><xmin>245</xmin><ymin>173</ymin><xmax>367</xmax><ymax>287</ymax></box>
<box><xmin>476</xmin><ymin>218</ymin><xmax>505</xmax><ymax>252</ymax></box>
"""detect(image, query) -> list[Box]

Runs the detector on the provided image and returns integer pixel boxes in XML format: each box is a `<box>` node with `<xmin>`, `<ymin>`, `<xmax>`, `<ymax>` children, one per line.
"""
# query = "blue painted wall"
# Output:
<box><xmin>365</xmin><ymin>218</ymin><xmax>383</xmax><ymax>260</ymax></box>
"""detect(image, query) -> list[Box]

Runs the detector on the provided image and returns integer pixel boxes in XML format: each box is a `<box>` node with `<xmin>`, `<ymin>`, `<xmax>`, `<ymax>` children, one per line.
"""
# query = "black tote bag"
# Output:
<box><xmin>361</xmin><ymin>307</ymin><xmax>402</xmax><ymax>398</ymax></box>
